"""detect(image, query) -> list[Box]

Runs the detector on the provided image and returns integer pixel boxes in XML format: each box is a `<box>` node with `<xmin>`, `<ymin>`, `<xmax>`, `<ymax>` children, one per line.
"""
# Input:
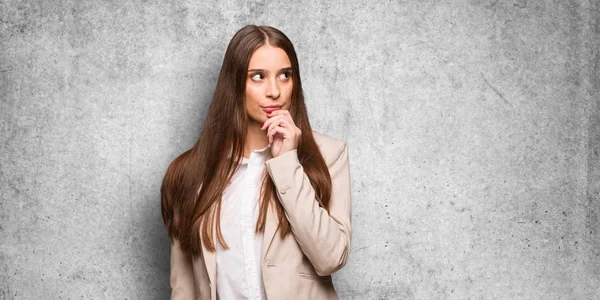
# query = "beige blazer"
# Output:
<box><xmin>169</xmin><ymin>131</ymin><xmax>352</xmax><ymax>300</ymax></box>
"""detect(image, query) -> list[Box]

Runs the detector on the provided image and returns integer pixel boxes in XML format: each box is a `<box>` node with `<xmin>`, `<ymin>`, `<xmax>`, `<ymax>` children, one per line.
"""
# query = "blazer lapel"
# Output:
<box><xmin>261</xmin><ymin>198</ymin><xmax>278</xmax><ymax>263</ymax></box>
<box><xmin>201</xmin><ymin>219</ymin><xmax>216</xmax><ymax>291</ymax></box>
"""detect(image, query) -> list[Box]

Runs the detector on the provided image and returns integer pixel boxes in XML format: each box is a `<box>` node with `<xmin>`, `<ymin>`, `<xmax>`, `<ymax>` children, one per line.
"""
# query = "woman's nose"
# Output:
<box><xmin>266</xmin><ymin>78</ymin><xmax>280</xmax><ymax>99</ymax></box>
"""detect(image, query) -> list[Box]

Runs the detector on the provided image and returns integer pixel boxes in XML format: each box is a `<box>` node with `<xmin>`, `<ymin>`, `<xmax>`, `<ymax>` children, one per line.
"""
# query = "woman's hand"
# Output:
<box><xmin>260</xmin><ymin>109</ymin><xmax>301</xmax><ymax>158</ymax></box>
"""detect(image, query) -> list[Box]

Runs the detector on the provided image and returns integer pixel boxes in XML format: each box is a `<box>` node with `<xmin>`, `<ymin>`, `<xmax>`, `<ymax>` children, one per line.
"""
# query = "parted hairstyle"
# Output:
<box><xmin>160</xmin><ymin>25</ymin><xmax>333</xmax><ymax>254</ymax></box>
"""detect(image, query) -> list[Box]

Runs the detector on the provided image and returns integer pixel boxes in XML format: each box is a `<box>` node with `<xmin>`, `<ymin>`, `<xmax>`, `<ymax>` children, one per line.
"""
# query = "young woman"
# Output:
<box><xmin>161</xmin><ymin>25</ymin><xmax>352</xmax><ymax>300</ymax></box>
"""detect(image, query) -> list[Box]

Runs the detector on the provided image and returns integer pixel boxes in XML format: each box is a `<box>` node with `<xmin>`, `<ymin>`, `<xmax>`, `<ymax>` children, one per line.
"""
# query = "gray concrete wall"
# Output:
<box><xmin>1</xmin><ymin>0</ymin><xmax>598</xmax><ymax>299</ymax></box>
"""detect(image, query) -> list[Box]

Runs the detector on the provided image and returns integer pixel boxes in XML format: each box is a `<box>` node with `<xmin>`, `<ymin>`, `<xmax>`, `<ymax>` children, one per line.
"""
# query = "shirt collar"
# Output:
<box><xmin>240</xmin><ymin>144</ymin><xmax>272</xmax><ymax>165</ymax></box>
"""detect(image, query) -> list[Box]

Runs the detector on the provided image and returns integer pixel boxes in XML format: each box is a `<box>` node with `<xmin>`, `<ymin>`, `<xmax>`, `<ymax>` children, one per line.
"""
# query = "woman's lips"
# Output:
<box><xmin>262</xmin><ymin>107</ymin><xmax>281</xmax><ymax>113</ymax></box>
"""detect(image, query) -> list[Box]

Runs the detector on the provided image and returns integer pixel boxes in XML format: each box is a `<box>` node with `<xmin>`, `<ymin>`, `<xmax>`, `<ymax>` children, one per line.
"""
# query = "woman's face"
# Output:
<box><xmin>244</xmin><ymin>45</ymin><xmax>293</xmax><ymax>127</ymax></box>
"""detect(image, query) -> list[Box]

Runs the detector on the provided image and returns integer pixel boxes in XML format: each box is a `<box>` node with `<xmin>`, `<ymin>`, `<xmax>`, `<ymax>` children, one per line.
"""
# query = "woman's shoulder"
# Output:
<box><xmin>311</xmin><ymin>130</ymin><xmax>348</xmax><ymax>164</ymax></box>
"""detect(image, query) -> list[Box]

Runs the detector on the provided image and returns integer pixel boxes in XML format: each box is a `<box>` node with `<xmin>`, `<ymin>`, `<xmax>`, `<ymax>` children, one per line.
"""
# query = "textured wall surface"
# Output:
<box><xmin>1</xmin><ymin>0</ymin><xmax>599</xmax><ymax>299</ymax></box>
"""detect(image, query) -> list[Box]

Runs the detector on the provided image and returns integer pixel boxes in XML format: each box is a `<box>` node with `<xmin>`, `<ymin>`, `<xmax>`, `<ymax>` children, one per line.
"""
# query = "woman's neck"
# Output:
<box><xmin>244</xmin><ymin>121</ymin><xmax>269</xmax><ymax>158</ymax></box>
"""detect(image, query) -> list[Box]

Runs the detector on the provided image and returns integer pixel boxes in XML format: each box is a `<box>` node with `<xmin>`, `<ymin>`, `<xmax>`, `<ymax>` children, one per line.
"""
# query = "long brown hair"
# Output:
<box><xmin>161</xmin><ymin>25</ymin><xmax>332</xmax><ymax>254</ymax></box>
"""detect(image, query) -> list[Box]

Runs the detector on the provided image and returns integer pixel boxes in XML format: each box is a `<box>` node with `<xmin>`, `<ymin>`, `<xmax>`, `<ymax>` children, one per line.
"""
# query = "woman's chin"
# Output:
<box><xmin>248</xmin><ymin>116</ymin><xmax>266</xmax><ymax>127</ymax></box>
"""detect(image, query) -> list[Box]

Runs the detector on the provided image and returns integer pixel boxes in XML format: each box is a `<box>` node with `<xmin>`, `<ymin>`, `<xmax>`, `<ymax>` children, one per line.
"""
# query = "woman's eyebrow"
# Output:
<box><xmin>247</xmin><ymin>67</ymin><xmax>293</xmax><ymax>72</ymax></box>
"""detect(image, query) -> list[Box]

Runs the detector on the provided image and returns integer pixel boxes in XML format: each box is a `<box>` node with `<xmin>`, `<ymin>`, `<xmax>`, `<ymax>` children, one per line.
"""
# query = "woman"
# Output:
<box><xmin>161</xmin><ymin>25</ymin><xmax>352</xmax><ymax>300</ymax></box>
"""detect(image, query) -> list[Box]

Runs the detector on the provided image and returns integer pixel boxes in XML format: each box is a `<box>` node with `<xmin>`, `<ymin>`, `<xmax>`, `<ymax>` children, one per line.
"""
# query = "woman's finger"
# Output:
<box><xmin>268</xmin><ymin>110</ymin><xmax>295</xmax><ymax>127</ymax></box>
<box><xmin>265</xmin><ymin>115</ymin><xmax>288</xmax><ymax>134</ymax></box>
<box><xmin>261</xmin><ymin>115</ymin><xmax>276</xmax><ymax>130</ymax></box>
<box><xmin>267</xmin><ymin>120</ymin><xmax>289</xmax><ymax>143</ymax></box>
<box><xmin>261</xmin><ymin>114</ymin><xmax>286</xmax><ymax>130</ymax></box>
<box><xmin>268</xmin><ymin>126</ymin><xmax>288</xmax><ymax>143</ymax></box>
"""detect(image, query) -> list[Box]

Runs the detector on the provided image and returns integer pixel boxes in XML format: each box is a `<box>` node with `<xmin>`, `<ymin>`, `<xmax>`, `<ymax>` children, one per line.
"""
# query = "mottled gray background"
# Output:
<box><xmin>1</xmin><ymin>0</ymin><xmax>599</xmax><ymax>299</ymax></box>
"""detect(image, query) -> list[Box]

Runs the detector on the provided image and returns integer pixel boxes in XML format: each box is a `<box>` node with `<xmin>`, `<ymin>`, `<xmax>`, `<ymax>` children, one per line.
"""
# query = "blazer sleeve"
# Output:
<box><xmin>170</xmin><ymin>238</ymin><xmax>197</xmax><ymax>300</ymax></box>
<box><xmin>264</xmin><ymin>141</ymin><xmax>352</xmax><ymax>276</ymax></box>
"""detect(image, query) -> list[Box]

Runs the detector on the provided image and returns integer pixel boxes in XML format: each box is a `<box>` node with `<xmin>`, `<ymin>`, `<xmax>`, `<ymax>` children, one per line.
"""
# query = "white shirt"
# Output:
<box><xmin>216</xmin><ymin>144</ymin><xmax>272</xmax><ymax>300</ymax></box>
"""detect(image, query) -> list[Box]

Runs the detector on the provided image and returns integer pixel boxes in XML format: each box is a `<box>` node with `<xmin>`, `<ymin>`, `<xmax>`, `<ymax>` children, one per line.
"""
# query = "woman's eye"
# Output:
<box><xmin>279</xmin><ymin>71</ymin><xmax>291</xmax><ymax>80</ymax></box>
<box><xmin>251</xmin><ymin>73</ymin><xmax>265</xmax><ymax>80</ymax></box>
